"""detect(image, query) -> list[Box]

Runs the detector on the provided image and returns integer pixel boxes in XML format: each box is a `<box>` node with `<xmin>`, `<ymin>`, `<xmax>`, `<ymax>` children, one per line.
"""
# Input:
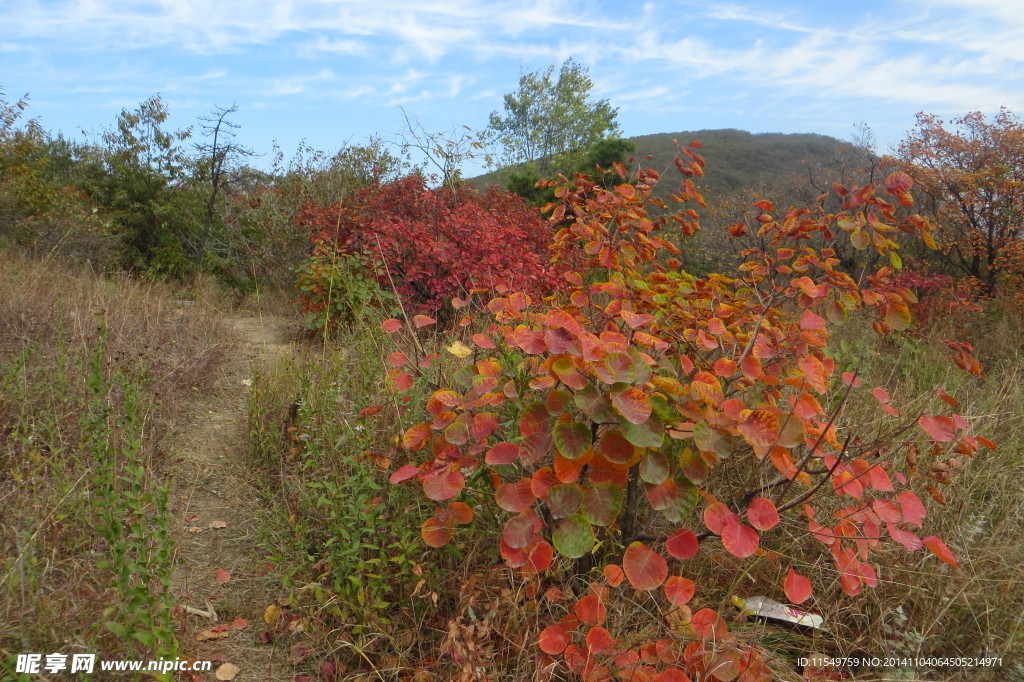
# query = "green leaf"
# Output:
<box><xmin>105</xmin><ymin>621</ymin><xmax>129</xmax><ymax>638</ymax></box>
<box><xmin>552</xmin><ymin>514</ymin><xmax>595</xmax><ymax>558</ymax></box>
<box><xmin>546</xmin><ymin>484</ymin><xmax>584</xmax><ymax>518</ymax></box>
<box><xmin>639</xmin><ymin>450</ymin><xmax>670</xmax><ymax>485</ymax></box>
<box><xmin>621</xmin><ymin>414</ymin><xmax>665</xmax><ymax>448</ymax></box>
<box><xmin>678</xmin><ymin>447</ymin><xmax>710</xmax><ymax>483</ymax></box>
<box><xmin>132</xmin><ymin>630</ymin><xmax>155</xmax><ymax>647</ymax></box>
<box><xmin>693</xmin><ymin>421</ymin><xmax>733</xmax><ymax>459</ymax></box>
<box><xmin>574</xmin><ymin>384</ymin><xmax>619</xmax><ymax>423</ymax></box>
<box><xmin>649</xmin><ymin>394</ymin><xmax>676</xmax><ymax>423</ymax></box>
<box><xmin>553</xmin><ymin>422</ymin><xmax>592</xmax><ymax>459</ymax></box>
<box><xmin>662</xmin><ymin>477</ymin><xmax>699</xmax><ymax>523</ymax></box>
<box><xmin>519</xmin><ymin>401</ymin><xmax>551</xmax><ymax>437</ymax></box>
<box><xmin>582</xmin><ymin>483</ymin><xmax>623</xmax><ymax>526</ymax></box>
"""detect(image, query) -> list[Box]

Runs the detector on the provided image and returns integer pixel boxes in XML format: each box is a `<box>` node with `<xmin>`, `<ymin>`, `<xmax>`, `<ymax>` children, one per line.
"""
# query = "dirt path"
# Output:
<box><xmin>167</xmin><ymin>313</ymin><xmax>296</xmax><ymax>681</ymax></box>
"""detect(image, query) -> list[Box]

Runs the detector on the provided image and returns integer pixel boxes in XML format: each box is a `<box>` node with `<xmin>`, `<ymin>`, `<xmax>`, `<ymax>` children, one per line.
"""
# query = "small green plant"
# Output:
<box><xmin>245</xmin><ymin>325</ymin><xmax>432</xmax><ymax>648</ymax></box>
<box><xmin>84</xmin><ymin>317</ymin><xmax>177</xmax><ymax>673</ymax></box>
<box><xmin>294</xmin><ymin>249</ymin><xmax>396</xmax><ymax>333</ymax></box>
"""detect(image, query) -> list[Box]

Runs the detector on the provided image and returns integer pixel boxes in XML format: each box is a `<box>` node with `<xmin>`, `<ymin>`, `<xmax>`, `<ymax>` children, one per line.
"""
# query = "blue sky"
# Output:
<box><xmin>2</xmin><ymin>0</ymin><xmax>1022</xmax><ymax>176</ymax></box>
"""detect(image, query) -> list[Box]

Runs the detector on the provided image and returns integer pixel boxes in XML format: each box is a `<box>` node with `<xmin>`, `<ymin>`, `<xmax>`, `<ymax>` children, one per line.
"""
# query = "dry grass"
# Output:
<box><xmin>685</xmin><ymin>309</ymin><xmax>1024</xmax><ymax>681</ymax></box>
<box><xmin>242</xmin><ymin>303</ymin><xmax>1024</xmax><ymax>681</ymax></box>
<box><xmin>0</xmin><ymin>251</ymin><xmax>234</xmax><ymax>672</ymax></box>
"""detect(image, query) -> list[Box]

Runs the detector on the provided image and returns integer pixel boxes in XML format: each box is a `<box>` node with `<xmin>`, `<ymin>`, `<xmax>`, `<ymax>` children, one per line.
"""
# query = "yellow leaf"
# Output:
<box><xmin>446</xmin><ymin>340</ymin><xmax>472</xmax><ymax>358</ymax></box>
<box><xmin>215</xmin><ymin>663</ymin><xmax>240</xmax><ymax>680</ymax></box>
<box><xmin>264</xmin><ymin>604</ymin><xmax>282</xmax><ymax>625</ymax></box>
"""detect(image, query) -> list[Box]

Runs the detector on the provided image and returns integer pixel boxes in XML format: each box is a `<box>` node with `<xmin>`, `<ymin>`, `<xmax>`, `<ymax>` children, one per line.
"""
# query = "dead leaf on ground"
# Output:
<box><xmin>215</xmin><ymin>568</ymin><xmax>231</xmax><ymax>584</ymax></box>
<box><xmin>195</xmin><ymin>629</ymin><xmax>230</xmax><ymax>641</ymax></box>
<box><xmin>209</xmin><ymin>520</ymin><xmax>227</xmax><ymax>529</ymax></box>
<box><xmin>264</xmin><ymin>604</ymin><xmax>282</xmax><ymax>625</ymax></box>
<box><xmin>186</xmin><ymin>526</ymin><xmax>204</xmax><ymax>534</ymax></box>
<box><xmin>215</xmin><ymin>662</ymin><xmax>240</xmax><ymax>680</ymax></box>
<box><xmin>209</xmin><ymin>619</ymin><xmax>246</xmax><ymax>633</ymax></box>
<box><xmin>289</xmin><ymin>642</ymin><xmax>312</xmax><ymax>665</ymax></box>
<box><xmin>185</xmin><ymin>515</ymin><xmax>200</xmax><ymax>522</ymax></box>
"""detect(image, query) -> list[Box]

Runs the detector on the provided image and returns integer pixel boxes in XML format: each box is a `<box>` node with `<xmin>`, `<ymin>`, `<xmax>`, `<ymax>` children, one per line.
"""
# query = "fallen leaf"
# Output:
<box><xmin>195</xmin><ymin>629</ymin><xmax>230</xmax><ymax>641</ymax></box>
<box><xmin>209</xmin><ymin>520</ymin><xmax>228</xmax><ymax>529</ymax></box>
<box><xmin>446</xmin><ymin>340</ymin><xmax>473</xmax><ymax>358</ymax></box>
<box><xmin>215</xmin><ymin>662</ymin><xmax>240</xmax><ymax>680</ymax></box>
<box><xmin>186</xmin><ymin>526</ymin><xmax>204</xmax><ymax>534</ymax></box>
<box><xmin>264</xmin><ymin>604</ymin><xmax>282</xmax><ymax>625</ymax></box>
<box><xmin>185</xmin><ymin>515</ymin><xmax>200</xmax><ymax>523</ymax></box>
<box><xmin>230</xmin><ymin>617</ymin><xmax>248</xmax><ymax>630</ymax></box>
<box><xmin>258</xmin><ymin>631</ymin><xmax>274</xmax><ymax>643</ymax></box>
<box><xmin>216</xmin><ymin>568</ymin><xmax>231</xmax><ymax>584</ymax></box>
<box><xmin>289</xmin><ymin>642</ymin><xmax>312</xmax><ymax>665</ymax></box>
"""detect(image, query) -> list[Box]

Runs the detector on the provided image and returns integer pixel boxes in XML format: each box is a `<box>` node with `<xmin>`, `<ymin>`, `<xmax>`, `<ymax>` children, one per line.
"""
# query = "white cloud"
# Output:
<box><xmin>267</xmin><ymin>67</ymin><xmax>336</xmax><ymax>96</ymax></box>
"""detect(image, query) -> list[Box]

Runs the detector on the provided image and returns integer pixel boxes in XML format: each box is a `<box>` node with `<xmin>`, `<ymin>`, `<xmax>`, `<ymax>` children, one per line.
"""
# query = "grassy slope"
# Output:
<box><xmin>0</xmin><ymin>253</ymin><xmax>232</xmax><ymax>677</ymax></box>
<box><xmin>472</xmin><ymin>128</ymin><xmax>851</xmax><ymax>201</ymax></box>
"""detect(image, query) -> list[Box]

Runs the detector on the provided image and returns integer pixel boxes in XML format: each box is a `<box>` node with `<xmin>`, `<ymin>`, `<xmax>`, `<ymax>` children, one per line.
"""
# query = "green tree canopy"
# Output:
<box><xmin>487</xmin><ymin>58</ymin><xmax>621</xmax><ymax>176</ymax></box>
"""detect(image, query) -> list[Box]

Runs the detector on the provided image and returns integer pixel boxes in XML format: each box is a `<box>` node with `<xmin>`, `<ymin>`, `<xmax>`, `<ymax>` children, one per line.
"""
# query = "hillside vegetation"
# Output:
<box><xmin>2</xmin><ymin>85</ymin><xmax>1023</xmax><ymax>681</ymax></box>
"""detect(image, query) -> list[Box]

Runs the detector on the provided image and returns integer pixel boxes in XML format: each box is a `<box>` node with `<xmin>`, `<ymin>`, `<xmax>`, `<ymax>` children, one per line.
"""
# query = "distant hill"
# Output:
<box><xmin>632</xmin><ymin>129</ymin><xmax>848</xmax><ymax>199</ymax></box>
<box><xmin>473</xmin><ymin>128</ymin><xmax>855</xmax><ymax>203</ymax></box>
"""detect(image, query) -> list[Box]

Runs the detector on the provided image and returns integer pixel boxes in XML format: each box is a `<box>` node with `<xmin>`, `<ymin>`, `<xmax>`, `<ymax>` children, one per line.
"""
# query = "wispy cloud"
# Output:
<box><xmin>2</xmin><ymin>0</ymin><xmax>1020</xmax><ymax>171</ymax></box>
<box><xmin>267</xmin><ymin>67</ymin><xmax>336</xmax><ymax>96</ymax></box>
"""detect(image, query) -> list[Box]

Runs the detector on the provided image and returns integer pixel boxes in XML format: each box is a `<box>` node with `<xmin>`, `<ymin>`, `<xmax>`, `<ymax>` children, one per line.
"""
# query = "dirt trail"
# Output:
<box><xmin>167</xmin><ymin>313</ymin><xmax>295</xmax><ymax>681</ymax></box>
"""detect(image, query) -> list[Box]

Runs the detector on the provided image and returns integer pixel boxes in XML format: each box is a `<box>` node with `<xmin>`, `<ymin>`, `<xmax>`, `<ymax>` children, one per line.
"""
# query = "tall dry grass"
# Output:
<box><xmin>0</xmin><ymin>252</ymin><xmax>233</xmax><ymax>674</ymax></box>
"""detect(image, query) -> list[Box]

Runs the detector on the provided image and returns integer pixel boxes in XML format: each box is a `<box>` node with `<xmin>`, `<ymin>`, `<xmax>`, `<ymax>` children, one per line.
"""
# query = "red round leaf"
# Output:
<box><xmin>665</xmin><ymin>528</ymin><xmax>699</xmax><ymax>560</ymax></box>
<box><xmin>381</xmin><ymin>318</ymin><xmax>403</xmax><ymax>333</ymax></box>
<box><xmin>502</xmin><ymin>514</ymin><xmax>536</xmax><ymax>549</ymax></box>
<box><xmin>574</xmin><ymin>595</ymin><xmax>607</xmax><ymax>626</ymax></box>
<box><xmin>746</xmin><ymin>497</ymin><xmax>780</xmax><ymax>531</ymax></box>
<box><xmin>720</xmin><ymin>518</ymin><xmax>759</xmax><ymax>558</ymax></box>
<box><xmin>402</xmin><ymin>423</ymin><xmax>431</xmax><ymax>452</ymax></box>
<box><xmin>703</xmin><ymin>502</ymin><xmax>738</xmax><ymax>535</ymax></box>
<box><xmin>538</xmin><ymin>625</ymin><xmax>569</xmax><ymax>655</ymax></box>
<box><xmin>602</xmin><ymin>564</ymin><xmax>625</xmax><ymax>587</ymax></box>
<box><xmin>737</xmin><ymin>410</ymin><xmax>780</xmax><ymax>448</ymax></box>
<box><xmin>664</xmin><ymin>576</ymin><xmax>696</xmax><ymax>605</ymax></box>
<box><xmin>495</xmin><ymin>479</ymin><xmax>535</xmax><ymax>513</ymax></box>
<box><xmin>585</xmin><ymin>626</ymin><xmax>616</xmax><ymax>654</ymax></box>
<box><xmin>421</xmin><ymin>517</ymin><xmax>452</xmax><ymax>548</ymax></box>
<box><xmin>611</xmin><ymin>386</ymin><xmax>653</xmax><ymax>424</ymax></box>
<box><xmin>525</xmin><ymin>540</ymin><xmax>554</xmax><ymax>574</ymax></box>
<box><xmin>598</xmin><ymin>428</ymin><xmax>636</xmax><ymax>465</ymax></box>
<box><xmin>690</xmin><ymin>608</ymin><xmax>727</xmax><ymax>641</ymax></box>
<box><xmin>783</xmin><ymin>567</ymin><xmax>812</xmax><ymax>604</ymax></box>
<box><xmin>421</xmin><ymin>471</ymin><xmax>464</xmax><ymax>501</ymax></box>
<box><xmin>485</xmin><ymin>442</ymin><xmax>520</xmax><ymax>466</ymax></box>
<box><xmin>447</xmin><ymin>501</ymin><xmax>474</xmax><ymax>525</ymax></box>
<box><xmin>622</xmin><ymin>541</ymin><xmax>668</xmax><ymax>591</ymax></box>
